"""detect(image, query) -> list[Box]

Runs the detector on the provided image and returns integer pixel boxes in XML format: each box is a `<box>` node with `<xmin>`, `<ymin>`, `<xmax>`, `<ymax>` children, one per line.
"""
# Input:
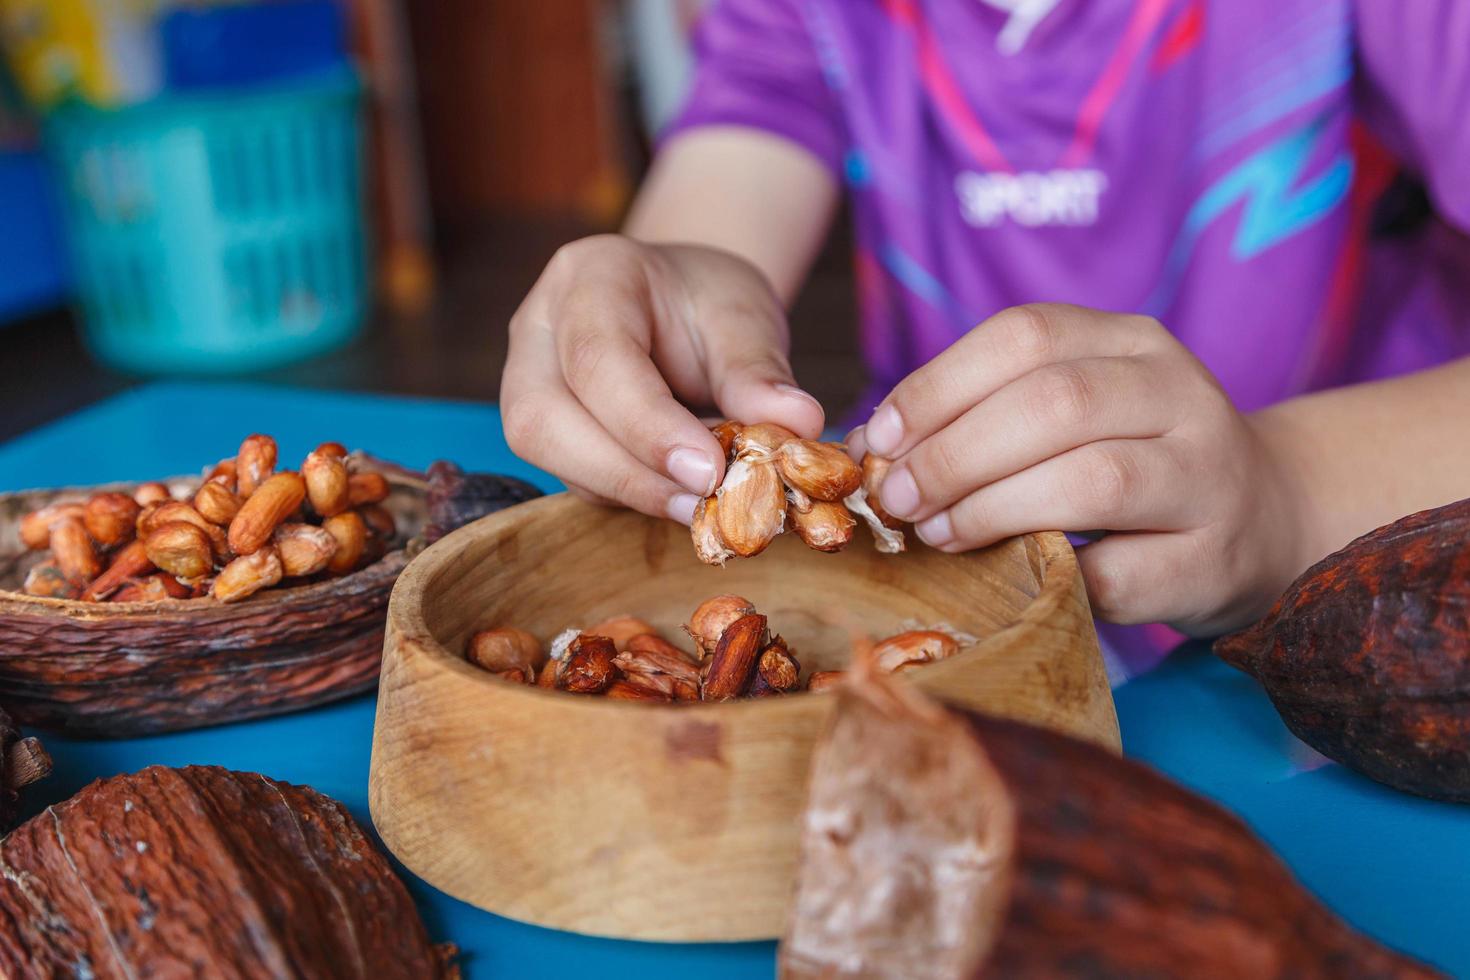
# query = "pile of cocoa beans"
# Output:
<box><xmin>464</xmin><ymin>594</ymin><xmax>969</xmax><ymax>703</ymax></box>
<box><xmin>691</xmin><ymin>420</ymin><xmax>906</xmax><ymax>565</ymax></box>
<box><xmin>18</xmin><ymin>434</ymin><xmax>397</xmax><ymax>604</ymax></box>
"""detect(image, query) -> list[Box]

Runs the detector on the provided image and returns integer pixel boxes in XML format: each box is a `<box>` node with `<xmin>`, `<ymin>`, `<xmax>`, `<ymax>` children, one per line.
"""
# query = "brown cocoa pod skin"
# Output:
<box><xmin>0</xmin><ymin>707</ymin><xmax>50</xmax><ymax>833</ymax></box>
<box><xmin>1215</xmin><ymin>497</ymin><xmax>1470</xmax><ymax>803</ymax></box>
<box><xmin>0</xmin><ymin>765</ymin><xmax>455</xmax><ymax>978</ymax></box>
<box><xmin>781</xmin><ymin>671</ymin><xmax>1439</xmax><ymax>980</ymax></box>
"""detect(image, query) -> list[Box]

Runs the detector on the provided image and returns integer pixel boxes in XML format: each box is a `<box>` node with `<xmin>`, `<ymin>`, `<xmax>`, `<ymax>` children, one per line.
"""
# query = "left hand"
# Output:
<box><xmin>854</xmin><ymin>303</ymin><xmax>1309</xmax><ymax>636</ymax></box>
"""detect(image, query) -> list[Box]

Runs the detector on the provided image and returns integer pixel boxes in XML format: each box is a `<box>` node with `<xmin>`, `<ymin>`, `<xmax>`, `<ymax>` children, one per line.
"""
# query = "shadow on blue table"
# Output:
<box><xmin>4</xmin><ymin>384</ymin><xmax>1465</xmax><ymax>978</ymax></box>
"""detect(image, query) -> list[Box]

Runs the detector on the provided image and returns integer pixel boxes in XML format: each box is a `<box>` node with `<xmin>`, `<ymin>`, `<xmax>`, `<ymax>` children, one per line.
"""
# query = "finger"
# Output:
<box><xmin>912</xmin><ymin>438</ymin><xmax>1201</xmax><ymax>552</ymax></box>
<box><xmin>880</xmin><ymin>356</ymin><xmax>1184</xmax><ymax>521</ymax></box>
<box><xmin>845</xmin><ymin>425</ymin><xmax>868</xmax><ymax>462</ymax></box>
<box><xmin>503</xmin><ymin>347</ymin><xmax>700</xmax><ymax>523</ymax></box>
<box><xmin>565</xmin><ymin>482</ymin><xmax>700</xmax><ymax>524</ymax></box>
<box><xmin>697</xmin><ymin>295</ymin><xmax>825</xmax><ymax>439</ymax></box>
<box><xmin>863</xmin><ymin>304</ymin><xmax>1162</xmax><ymax>459</ymax></box>
<box><xmin>551</xmin><ymin>286</ymin><xmax>727</xmax><ymax>496</ymax></box>
<box><xmin>1076</xmin><ymin>531</ymin><xmax>1219</xmax><ymax>631</ymax></box>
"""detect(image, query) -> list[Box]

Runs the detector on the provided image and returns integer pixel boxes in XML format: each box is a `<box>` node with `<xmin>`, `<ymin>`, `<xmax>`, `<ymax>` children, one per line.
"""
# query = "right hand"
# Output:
<box><xmin>502</xmin><ymin>235</ymin><xmax>826</xmax><ymax>523</ymax></box>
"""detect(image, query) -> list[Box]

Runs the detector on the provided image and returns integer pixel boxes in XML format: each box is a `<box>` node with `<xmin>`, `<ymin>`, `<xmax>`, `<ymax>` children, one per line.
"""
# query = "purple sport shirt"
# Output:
<box><xmin>665</xmin><ymin>0</ymin><xmax>1470</xmax><ymax>681</ymax></box>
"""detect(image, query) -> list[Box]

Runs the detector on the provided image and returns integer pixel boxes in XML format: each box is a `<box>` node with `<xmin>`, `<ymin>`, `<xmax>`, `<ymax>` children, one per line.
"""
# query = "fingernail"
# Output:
<box><xmin>774</xmin><ymin>383</ymin><xmax>822</xmax><ymax>410</ymax></box>
<box><xmin>916</xmin><ymin>511</ymin><xmax>954</xmax><ymax>548</ymax></box>
<box><xmin>667</xmin><ymin>493</ymin><xmax>699</xmax><ymax>525</ymax></box>
<box><xmin>667</xmin><ymin>447</ymin><xmax>718</xmax><ymax>496</ymax></box>
<box><xmin>844</xmin><ymin>425</ymin><xmax>868</xmax><ymax>460</ymax></box>
<box><xmin>881</xmin><ymin>465</ymin><xmax>920</xmax><ymax>518</ymax></box>
<box><xmin>865</xmin><ymin>404</ymin><xmax>903</xmax><ymax>456</ymax></box>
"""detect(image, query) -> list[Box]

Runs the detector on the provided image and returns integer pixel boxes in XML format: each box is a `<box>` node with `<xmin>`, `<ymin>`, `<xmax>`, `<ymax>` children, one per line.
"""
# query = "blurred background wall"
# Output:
<box><xmin>0</xmin><ymin>0</ymin><xmax>861</xmax><ymax>443</ymax></box>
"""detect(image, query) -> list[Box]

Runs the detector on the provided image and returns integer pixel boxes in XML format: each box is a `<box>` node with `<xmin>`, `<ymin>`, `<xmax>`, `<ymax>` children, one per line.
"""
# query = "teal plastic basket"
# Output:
<box><xmin>44</xmin><ymin>71</ymin><xmax>368</xmax><ymax>374</ymax></box>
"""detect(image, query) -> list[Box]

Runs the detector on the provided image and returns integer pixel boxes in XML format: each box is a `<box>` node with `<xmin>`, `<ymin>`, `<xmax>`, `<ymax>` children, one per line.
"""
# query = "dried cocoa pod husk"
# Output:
<box><xmin>0</xmin><ymin>707</ymin><xmax>50</xmax><ymax>833</ymax></box>
<box><xmin>586</xmin><ymin>615</ymin><xmax>659</xmax><ymax>652</ymax></box>
<box><xmin>49</xmin><ymin>516</ymin><xmax>102</xmax><ymax>583</ymax></box>
<box><xmin>702</xmin><ymin>613</ymin><xmax>768</xmax><ymax>702</ymax></box>
<box><xmin>79</xmin><ymin>539</ymin><xmax>155</xmax><ymax>601</ymax></box>
<box><xmin>0</xmin><ymin>765</ymin><xmax>456</xmax><ymax>978</ymax></box>
<box><xmin>132</xmin><ymin>481</ymin><xmax>173</xmax><ymax>507</ymax></box>
<box><xmin>228</xmin><ymin>472</ymin><xmax>307</xmax><ymax>556</ymax></box>
<box><xmin>212</xmin><ymin>547</ymin><xmax>285</xmax><ymax>603</ymax></box>
<box><xmin>691</xmin><ymin>495</ymin><xmax>735</xmax><ymax>566</ymax></box>
<box><xmin>1215</xmin><ymin>497</ymin><xmax>1470</xmax><ymax>803</ymax></box>
<box><xmin>716</xmin><ymin>456</ymin><xmax>787</xmax><ymax>557</ymax></box>
<box><xmin>236</xmin><ymin>433</ymin><xmax>278</xmax><ymax>497</ymax></box>
<box><xmin>790</xmin><ymin>500</ymin><xmax>857</xmax><ymax>553</ymax></box>
<box><xmin>466</xmin><ymin>627</ymin><xmax>546</xmax><ymax>678</ymax></box>
<box><xmin>780</xmin><ymin>667</ymin><xmax>1439</xmax><ymax>980</ymax></box>
<box><xmin>192</xmin><ymin>481</ymin><xmax>243</xmax><ymax>526</ymax></box>
<box><xmin>422</xmin><ymin>460</ymin><xmax>543</xmax><ymax>544</ymax></box>
<box><xmin>710</xmin><ymin>419</ymin><xmax>743</xmax><ymax>458</ymax></box>
<box><xmin>347</xmin><ymin>471</ymin><xmax>391</xmax><ymax>507</ymax></box>
<box><xmin>777</xmin><ymin>440</ymin><xmax>862</xmax><ymax>502</ymax></box>
<box><xmin>685</xmin><ymin>594</ymin><xmax>757</xmax><ymax>659</ymax></box>
<box><xmin>806</xmin><ymin>670</ymin><xmax>845</xmax><ymax>692</ymax></box>
<box><xmin>323</xmin><ymin>510</ymin><xmax>368</xmax><ymax>575</ymax></box>
<box><xmin>18</xmin><ymin>501</ymin><xmax>86</xmax><ymax>550</ymax></box>
<box><xmin>733</xmin><ymin>421</ymin><xmax>796</xmax><ymax>456</ymax></box>
<box><xmin>150</xmin><ymin>500</ymin><xmax>231</xmax><ymax>562</ymax></box>
<box><xmin>304</xmin><ymin>449</ymin><xmax>351</xmax><ymax>517</ymax></box>
<box><xmin>273</xmin><ymin>523</ymin><xmax>337</xmax><ymax>577</ymax></box>
<box><xmin>557</xmin><ymin>634</ymin><xmax>618</xmax><ymax>694</ymax></box>
<box><xmin>22</xmin><ymin>563</ymin><xmax>83</xmax><ymax>600</ymax></box>
<box><xmin>145</xmin><ymin>522</ymin><xmax>214</xmax><ymax>581</ymax></box>
<box><xmin>83</xmin><ymin>492</ymin><xmax>141</xmax><ymax>549</ymax></box>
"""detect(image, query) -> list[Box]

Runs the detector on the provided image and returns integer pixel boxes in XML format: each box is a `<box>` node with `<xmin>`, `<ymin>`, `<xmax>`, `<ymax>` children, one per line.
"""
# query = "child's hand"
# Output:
<box><xmin>856</xmin><ymin>304</ymin><xmax>1307</xmax><ymax>635</ymax></box>
<box><xmin>502</xmin><ymin>236</ymin><xmax>825</xmax><ymax>523</ymax></box>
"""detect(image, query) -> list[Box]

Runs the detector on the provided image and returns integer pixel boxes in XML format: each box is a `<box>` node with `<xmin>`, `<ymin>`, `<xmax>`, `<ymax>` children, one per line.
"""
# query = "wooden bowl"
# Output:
<box><xmin>373</xmin><ymin>499</ymin><xmax>1117</xmax><ymax>940</ymax></box>
<box><xmin>370</xmin><ymin>494</ymin><xmax>1118</xmax><ymax>942</ymax></box>
<box><xmin>0</xmin><ymin>474</ymin><xmax>427</xmax><ymax>738</ymax></box>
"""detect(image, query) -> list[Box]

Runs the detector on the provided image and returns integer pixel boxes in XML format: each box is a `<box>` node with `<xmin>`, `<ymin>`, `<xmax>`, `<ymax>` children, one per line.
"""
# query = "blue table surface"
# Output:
<box><xmin>2</xmin><ymin>382</ymin><xmax>1465</xmax><ymax>979</ymax></box>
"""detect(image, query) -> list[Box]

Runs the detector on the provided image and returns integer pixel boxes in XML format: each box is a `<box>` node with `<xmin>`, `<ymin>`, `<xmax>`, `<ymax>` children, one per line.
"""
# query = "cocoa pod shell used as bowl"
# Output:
<box><xmin>370</xmin><ymin>493</ymin><xmax>1119</xmax><ymax>942</ymax></box>
<box><xmin>1215</xmin><ymin>496</ymin><xmax>1470</xmax><ymax>803</ymax></box>
<box><xmin>780</xmin><ymin>665</ymin><xmax>1439</xmax><ymax>979</ymax></box>
<box><xmin>0</xmin><ymin>463</ymin><xmax>541</xmax><ymax>738</ymax></box>
<box><xmin>0</xmin><ymin>765</ymin><xmax>457</xmax><ymax>978</ymax></box>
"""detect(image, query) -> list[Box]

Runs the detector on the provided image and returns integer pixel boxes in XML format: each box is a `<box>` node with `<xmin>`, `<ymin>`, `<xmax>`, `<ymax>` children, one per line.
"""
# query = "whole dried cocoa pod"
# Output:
<box><xmin>691</xmin><ymin>495</ymin><xmax>735</xmax><ymax>566</ymax></box>
<box><xmin>422</xmin><ymin>460</ymin><xmax>544</xmax><ymax>543</ymax></box>
<box><xmin>212</xmin><ymin>547</ymin><xmax>285</xmax><ymax>603</ymax></box>
<box><xmin>716</xmin><ymin>456</ymin><xmax>787</xmax><ymax>557</ymax></box>
<box><xmin>466</xmin><ymin>627</ymin><xmax>546</xmax><ymax>678</ymax></box>
<box><xmin>557</xmin><ymin>634</ymin><xmax>618</xmax><ymax>694</ymax></box>
<box><xmin>132</xmin><ymin>481</ymin><xmax>172</xmax><ymax>507</ymax></box>
<box><xmin>193</xmin><ymin>481</ymin><xmax>243</xmax><ymax>526</ymax></box>
<box><xmin>347</xmin><ymin>472</ymin><xmax>391</xmax><ymax>507</ymax></box>
<box><xmin>0</xmin><ymin>707</ymin><xmax>51</xmax><ymax>833</ymax></box>
<box><xmin>273</xmin><ymin>523</ymin><xmax>337</xmax><ymax>577</ymax></box>
<box><xmin>145</xmin><ymin>522</ymin><xmax>214</xmax><ymax>581</ymax></box>
<box><xmin>83</xmin><ymin>492</ymin><xmax>141</xmax><ymax>548</ymax></box>
<box><xmin>49</xmin><ymin>516</ymin><xmax>102</xmax><ymax>583</ymax></box>
<box><xmin>0</xmin><ymin>765</ymin><xmax>457</xmax><ymax>978</ymax></box>
<box><xmin>702</xmin><ymin>613</ymin><xmax>768</xmax><ymax>702</ymax></box>
<box><xmin>79</xmin><ymin>539</ymin><xmax>155</xmax><ymax>601</ymax></box>
<box><xmin>686</xmin><ymin>594</ymin><xmax>757</xmax><ymax>659</ymax></box>
<box><xmin>777</xmin><ymin>440</ymin><xmax>863</xmax><ymax>502</ymax></box>
<box><xmin>323</xmin><ymin>510</ymin><xmax>368</xmax><ymax>575</ymax></box>
<box><xmin>228</xmin><ymin>472</ymin><xmax>307</xmax><ymax>555</ymax></box>
<box><xmin>780</xmin><ymin>668</ymin><xmax>1438</xmax><ymax>980</ymax></box>
<box><xmin>1215</xmin><ymin>497</ymin><xmax>1470</xmax><ymax>803</ymax></box>
<box><xmin>304</xmin><ymin>450</ymin><xmax>351</xmax><ymax>517</ymax></box>
<box><xmin>22</xmin><ymin>563</ymin><xmax>83</xmax><ymax>600</ymax></box>
<box><xmin>585</xmin><ymin>615</ymin><xmax>659</xmax><ymax>652</ymax></box>
<box><xmin>790</xmin><ymin>500</ymin><xmax>857</xmax><ymax>553</ymax></box>
<box><xmin>236</xmin><ymin>433</ymin><xmax>278</xmax><ymax>497</ymax></box>
<box><xmin>18</xmin><ymin>501</ymin><xmax>86</xmax><ymax>550</ymax></box>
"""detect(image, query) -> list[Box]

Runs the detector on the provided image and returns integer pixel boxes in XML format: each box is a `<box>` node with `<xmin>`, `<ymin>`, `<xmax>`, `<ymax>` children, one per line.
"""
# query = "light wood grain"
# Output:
<box><xmin>370</xmin><ymin>493</ymin><xmax>1117</xmax><ymax>941</ymax></box>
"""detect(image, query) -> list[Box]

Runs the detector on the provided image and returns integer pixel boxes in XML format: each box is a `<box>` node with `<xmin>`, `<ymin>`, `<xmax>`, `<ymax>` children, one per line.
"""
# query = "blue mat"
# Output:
<box><xmin>2</xmin><ymin>383</ymin><xmax>1463</xmax><ymax>978</ymax></box>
